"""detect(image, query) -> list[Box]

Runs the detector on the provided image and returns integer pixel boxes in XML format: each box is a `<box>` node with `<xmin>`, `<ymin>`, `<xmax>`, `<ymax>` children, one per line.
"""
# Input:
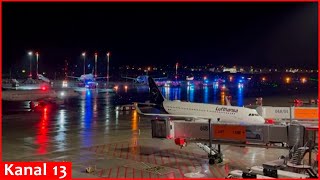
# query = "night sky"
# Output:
<box><xmin>2</xmin><ymin>2</ymin><xmax>318</xmax><ymax>74</ymax></box>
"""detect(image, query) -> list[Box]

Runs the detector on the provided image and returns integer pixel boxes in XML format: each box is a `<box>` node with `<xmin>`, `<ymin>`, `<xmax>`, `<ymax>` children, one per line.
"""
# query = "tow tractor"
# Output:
<box><xmin>29</xmin><ymin>99</ymin><xmax>61</xmax><ymax>112</ymax></box>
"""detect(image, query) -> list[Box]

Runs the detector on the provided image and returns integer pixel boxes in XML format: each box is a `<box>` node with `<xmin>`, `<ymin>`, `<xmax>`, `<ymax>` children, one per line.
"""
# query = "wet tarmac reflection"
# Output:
<box><xmin>3</xmin><ymin>85</ymin><xmax>316</xmax><ymax>159</ymax></box>
<box><xmin>36</xmin><ymin>108</ymin><xmax>49</xmax><ymax>154</ymax></box>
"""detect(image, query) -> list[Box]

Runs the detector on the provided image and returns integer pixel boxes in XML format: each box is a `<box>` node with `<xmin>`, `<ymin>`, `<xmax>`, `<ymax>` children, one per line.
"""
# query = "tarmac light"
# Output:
<box><xmin>62</xmin><ymin>81</ymin><xmax>68</xmax><ymax>88</ymax></box>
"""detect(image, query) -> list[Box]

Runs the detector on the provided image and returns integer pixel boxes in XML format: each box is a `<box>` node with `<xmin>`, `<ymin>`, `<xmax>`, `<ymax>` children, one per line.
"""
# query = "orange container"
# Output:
<box><xmin>294</xmin><ymin>107</ymin><xmax>318</xmax><ymax>120</ymax></box>
<box><xmin>213</xmin><ymin>125</ymin><xmax>246</xmax><ymax>141</ymax></box>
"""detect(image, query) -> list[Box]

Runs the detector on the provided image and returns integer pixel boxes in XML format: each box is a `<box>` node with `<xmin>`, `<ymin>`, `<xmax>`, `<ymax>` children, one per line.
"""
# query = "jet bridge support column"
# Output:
<box><xmin>208</xmin><ymin>118</ymin><xmax>223</xmax><ymax>165</ymax></box>
<box><xmin>208</xmin><ymin>119</ymin><xmax>213</xmax><ymax>161</ymax></box>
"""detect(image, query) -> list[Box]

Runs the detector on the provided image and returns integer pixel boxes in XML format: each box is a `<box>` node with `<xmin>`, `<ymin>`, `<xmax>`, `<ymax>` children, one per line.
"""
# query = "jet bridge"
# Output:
<box><xmin>151</xmin><ymin>119</ymin><xmax>317</xmax><ymax>164</ymax></box>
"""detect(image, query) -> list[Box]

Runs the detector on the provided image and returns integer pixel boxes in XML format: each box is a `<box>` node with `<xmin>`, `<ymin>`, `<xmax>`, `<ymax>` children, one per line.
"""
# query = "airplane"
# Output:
<box><xmin>3</xmin><ymin>74</ymin><xmax>52</xmax><ymax>90</ymax></box>
<box><xmin>67</xmin><ymin>68</ymin><xmax>108</xmax><ymax>83</ymax></box>
<box><xmin>37</xmin><ymin>74</ymin><xmax>51</xmax><ymax>83</ymax></box>
<box><xmin>67</xmin><ymin>73</ymin><xmax>108</xmax><ymax>82</ymax></box>
<box><xmin>122</xmin><ymin>75</ymin><xmax>167</xmax><ymax>85</ymax></box>
<box><xmin>186</xmin><ymin>75</ymin><xmax>194</xmax><ymax>81</ymax></box>
<box><xmin>2</xmin><ymin>88</ymin><xmax>79</xmax><ymax>110</ymax></box>
<box><xmin>135</xmin><ymin>77</ymin><xmax>266</xmax><ymax>125</ymax></box>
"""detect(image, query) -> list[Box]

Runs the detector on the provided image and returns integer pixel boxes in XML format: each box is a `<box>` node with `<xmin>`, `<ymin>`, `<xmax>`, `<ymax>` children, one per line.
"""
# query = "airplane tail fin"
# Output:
<box><xmin>148</xmin><ymin>77</ymin><xmax>165</xmax><ymax>104</ymax></box>
<box><xmin>225</xmin><ymin>96</ymin><xmax>232</xmax><ymax>106</ymax></box>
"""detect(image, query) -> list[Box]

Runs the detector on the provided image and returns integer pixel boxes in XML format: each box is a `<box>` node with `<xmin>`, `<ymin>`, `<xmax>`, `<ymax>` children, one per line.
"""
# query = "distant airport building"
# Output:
<box><xmin>223</xmin><ymin>67</ymin><xmax>237</xmax><ymax>73</ymax></box>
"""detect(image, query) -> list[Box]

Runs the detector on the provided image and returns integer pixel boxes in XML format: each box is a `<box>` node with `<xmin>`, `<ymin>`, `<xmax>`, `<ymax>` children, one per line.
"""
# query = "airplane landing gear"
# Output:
<box><xmin>208</xmin><ymin>150</ymin><xmax>223</xmax><ymax>165</ymax></box>
<box><xmin>209</xmin><ymin>157</ymin><xmax>215</xmax><ymax>165</ymax></box>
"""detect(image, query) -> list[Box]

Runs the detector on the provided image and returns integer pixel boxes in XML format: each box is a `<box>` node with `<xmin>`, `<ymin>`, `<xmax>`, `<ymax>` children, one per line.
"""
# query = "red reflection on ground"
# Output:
<box><xmin>130</xmin><ymin>111</ymin><xmax>139</xmax><ymax>156</ymax></box>
<box><xmin>35</xmin><ymin>107</ymin><xmax>49</xmax><ymax>155</ymax></box>
<box><xmin>224</xmin><ymin>164</ymin><xmax>229</xmax><ymax>174</ymax></box>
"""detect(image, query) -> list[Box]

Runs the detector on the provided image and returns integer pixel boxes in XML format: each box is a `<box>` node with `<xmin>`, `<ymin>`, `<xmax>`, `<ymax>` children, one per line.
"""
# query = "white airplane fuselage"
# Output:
<box><xmin>2</xmin><ymin>89</ymin><xmax>79</xmax><ymax>102</ymax></box>
<box><xmin>136</xmin><ymin>76</ymin><xmax>148</xmax><ymax>84</ymax></box>
<box><xmin>162</xmin><ymin>100</ymin><xmax>265</xmax><ymax>124</ymax></box>
<box><xmin>79</xmin><ymin>73</ymin><xmax>95</xmax><ymax>81</ymax></box>
<box><xmin>2</xmin><ymin>89</ymin><xmax>57</xmax><ymax>101</ymax></box>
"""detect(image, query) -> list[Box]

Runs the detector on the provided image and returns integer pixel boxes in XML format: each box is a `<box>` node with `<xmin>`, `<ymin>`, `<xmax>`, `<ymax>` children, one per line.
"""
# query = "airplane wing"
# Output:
<box><xmin>67</xmin><ymin>76</ymin><xmax>80</xmax><ymax>80</ymax></box>
<box><xmin>134</xmin><ymin>103</ymin><xmax>219</xmax><ymax>121</ymax></box>
<box><xmin>95</xmin><ymin>77</ymin><xmax>108</xmax><ymax>80</ymax></box>
<box><xmin>122</xmin><ymin>76</ymin><xmax>137</xmax><ymax>80</ymax></box>
<box><xmin>153</xmin><ymin>77</ymin><xmax>168</xmax><ymax>80</ymax></box>
<box><xmin>132</xmin><ymin>102</ymin><xmax>157</xmax><ymax>106</ymax></box>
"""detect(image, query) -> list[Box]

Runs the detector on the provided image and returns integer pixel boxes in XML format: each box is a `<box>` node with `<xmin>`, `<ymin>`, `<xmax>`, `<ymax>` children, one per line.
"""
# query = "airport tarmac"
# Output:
<box><xmin>2</xmin><ymin>88</ymin><xmax>317</xmax><ymax>178</ymax></box>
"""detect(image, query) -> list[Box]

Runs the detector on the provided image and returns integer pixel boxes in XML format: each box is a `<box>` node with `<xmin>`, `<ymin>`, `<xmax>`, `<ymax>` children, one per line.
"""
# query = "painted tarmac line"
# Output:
<box><xmin>170</xmin><ymin>172</ymin><xmax>176</xmax><ymax>179</ymax></box>
<box><xmin>229</xmin><ymin>156</ymin><xmax>246</xmax><ymax>168</ymax></box>
<box><xmin>183</xmin><ymin>163</ymin><xmax>191</xmax><ymax>175</ymax></box>
<box><xmin>153</xmin><ymin>147</ymin><xmax>158</xmax><ymax>165</ymax></box>
<box><xmin>139</xmin><ymin>146</ymin><xmax>143</xmax><ymax>162</ymax></box>
<box><xmin>224</xmin><ymin>164</ymin><xmax>230</xmax><ymax>174</ymax></box>
<box><xmin>208</xmin><ymin>165</ymin><xmax>219</xmax><ymax>177</ymax></box>
<box><xmin>172</xmin><ymin>149</ymin><xmax>178</xmax><ymax>165</ymax></box>
<box><xmin>215</xmin><ymin>165</ymin><xmax>226</xmax><ymax>177</ymax></box>
<box><xmin>185</xmin><ymin>151</ymin><xmax>197</xmax><ymax>171</ymax></box>
<box><xmin>172</xmin><ymin>150</ymin><xmax>184</xmax><ymax>178</ymax></box>
<box><xmin>100</xmin><ymin>144</ymin><xmax>106</xmax><ymax>154</ymax></box>
<box><xmin>116</xmin><ymin>167</ymin><xmax>120</xmax><ymax>178</ymax></box>
<box><xmin>190</xmin><ymin>152</ymin><xmax>202</xmax><ymax>169</ymax></box>
<box><xmin>126</xmin><ymin>143</ymin><xmax>129</xmax><ymax>159</ymax></box>
<box><xmin>147</xmin><ymin>152</ymin><xmax>151</xmax><ymax>164</ymax></box>
<box><xmin>120</xmin><ymin>143</ymin><xmax>124</xmax><ymax>158</ymax></box>
<box><xmin>107</xmin><ymin>168</ymin><xmax>112</xmax><ymax>178</ymax></box>
<box><xmin>124</xmin><ymin>167</ymin><xmax>128</xmax><ymax>178</ymax></box>
<box><xmin>99</xmin><ymin>169</ymin><xmax>104</xmax><ymax>177</ymax></box>
<box><xmin>113</xmin><ymin>144</ymin><xmax>118</xmax><ymax>157</ymax></box>
<box><xmin>166</xmin><ymin>149</ymin><xmax>172</xmax><ymax>164</ymax></box>
<box><xmin>160</xmin><ymin>151</ymin><xmax>165</xmax><ymax>165</ymax></box>
<box><xmin>106</xmin><ymin>143</ymin><xmax>111</xmax><ymax>153</ymax></box>
<box><xmin>132</xmin><ymin>168</ymin><xmax>135</xmax><ymax>178</ymax></box>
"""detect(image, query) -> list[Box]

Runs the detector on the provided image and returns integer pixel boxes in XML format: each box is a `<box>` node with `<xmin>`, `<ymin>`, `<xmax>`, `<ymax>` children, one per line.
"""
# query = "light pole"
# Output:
<box><xmin>94</xmin><ymin>52</ymin><xmax>98</xmax><ymax>77</ymax></box>
<box><xmin>107</xmin><ymin>52</ymin><xmax>110</xmax><ymax>88</ymax></box>
<box><xmin>175</xmin><ymin>62</ymin><xmax>178</xmax><ymax>81</ymax></box>
<box><xmin>82</xmin><ymin>52</ymin><xmax>86</xmax><ymax>74</ymax></box>
<box><xmin>147</xmin><ymin>67</ymin><xmax>151</xmax><ymax>76</ymax></box>
<box><xmin>35</xmin><ymin>52</ymin><xmax>39</xmax><ymax>77</ymax></box>
<box><xmin>28</xmin><ymin>51</ymin><xmax>33</xmax><ymax>78</ymax></box>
